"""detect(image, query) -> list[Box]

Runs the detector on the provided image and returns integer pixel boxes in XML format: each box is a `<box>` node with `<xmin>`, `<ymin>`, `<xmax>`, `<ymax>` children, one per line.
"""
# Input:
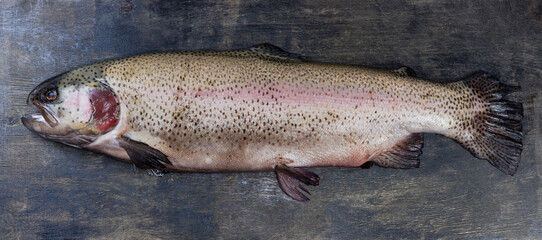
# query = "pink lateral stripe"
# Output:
<box><xmin>185</xmin><ymin>83</ymin><xmax>397</xmax><ymax>108</ymax></box>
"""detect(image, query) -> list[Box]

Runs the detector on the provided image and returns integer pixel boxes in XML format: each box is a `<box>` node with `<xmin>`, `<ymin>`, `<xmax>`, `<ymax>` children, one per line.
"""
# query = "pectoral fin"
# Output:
<box><xmin>119</xmin><ymin>135</ymin><xmax>171</xmax><ymax>169</ymax></box>
<box><xmin>274</xmin><ymin>164</ymin><xmax>320</xmax><ymax>202</ymax></box>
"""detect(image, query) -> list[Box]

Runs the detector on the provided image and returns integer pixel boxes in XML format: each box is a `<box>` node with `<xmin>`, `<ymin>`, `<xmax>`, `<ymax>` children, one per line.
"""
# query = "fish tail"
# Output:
<box><xmin>452</xmin><ymin>72</ymin><xmax>523</xmax><ymax>175</ymax></box>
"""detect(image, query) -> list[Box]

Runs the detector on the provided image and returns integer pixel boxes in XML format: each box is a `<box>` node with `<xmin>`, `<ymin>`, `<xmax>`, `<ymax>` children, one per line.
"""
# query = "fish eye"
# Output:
<box><xmin>43</xmin><ymin>88</ymin><xmax>58</xmax><ymax>102</ymax></box>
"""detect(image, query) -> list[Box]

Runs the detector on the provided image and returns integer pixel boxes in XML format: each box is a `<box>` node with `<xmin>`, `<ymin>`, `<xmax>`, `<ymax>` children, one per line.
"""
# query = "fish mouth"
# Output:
<box><xmin>22</xmin><ymin>101</ymin><xmax>59</xmax><ymax>131</ymax></box>
<box><xmin>21</xmin><ymin>105</ymin><xmax>96</xmax><ymax>148</ymax></box>
<box><xmin>21</xmin><ymin>95</ymin><xmax>62</xmax><ymax>138</ymax></box>
<box><xmin>21</xmin><ymin>112</ymin><xmax>51</xmax><ymax>134</ymax></box>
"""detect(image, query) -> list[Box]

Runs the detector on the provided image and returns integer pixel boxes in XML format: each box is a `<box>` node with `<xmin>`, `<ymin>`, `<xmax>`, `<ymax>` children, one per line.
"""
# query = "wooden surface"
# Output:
<box><xmin>1</xmin><ymin>0</ymin><xmax>541</xmax><ymax>239</ymax></box>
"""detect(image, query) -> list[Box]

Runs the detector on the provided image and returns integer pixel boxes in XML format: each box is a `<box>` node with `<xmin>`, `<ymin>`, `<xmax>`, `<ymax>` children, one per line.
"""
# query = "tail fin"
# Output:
<box><xmin>454</xmin><ymin>72</ymin><xmax>523</xmax><ymax>175</ymax></box>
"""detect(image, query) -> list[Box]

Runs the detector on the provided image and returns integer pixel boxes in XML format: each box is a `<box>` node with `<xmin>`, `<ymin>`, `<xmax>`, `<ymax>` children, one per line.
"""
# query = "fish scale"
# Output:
<box><xmin>22</xmin><ymin>44</ymin><xmax>523</xmax><ymax>201</ymax></box>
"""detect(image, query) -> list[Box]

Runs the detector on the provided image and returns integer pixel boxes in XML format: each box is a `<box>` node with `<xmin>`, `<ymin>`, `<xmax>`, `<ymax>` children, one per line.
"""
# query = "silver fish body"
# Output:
<box><xmin>23</xmin><ymin>44</ymin><xmax>523</xmax><ymax>201</ymax></box>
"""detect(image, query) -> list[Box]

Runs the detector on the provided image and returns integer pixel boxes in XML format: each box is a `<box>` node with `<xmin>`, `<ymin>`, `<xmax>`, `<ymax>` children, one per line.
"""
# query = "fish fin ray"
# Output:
<box><xmin>146</xmin><ymin>169</ymin><xmax>168</xmax><ymax>177</ymax></box>
<box><xmin>392</xmin><ymin>66</ymin><xmax>416</xmax><ymax>77</ymax></box>
<box><xmin>274</xmin><ymin>164</ymin><xmax>319</xmax><ymax>201</ymax></box>
<box><xmin>119</xmin><ymin>135</ymin><xmax>171</xmax><ymax>169</ymax></box>
<box><xmin>371</xmin><ymin>133</ymin><xmax>424</xmax><ymax>169</ymax></box>
<box><xmin>250</xmin><ymin>43</ymin><xmax>304</xmax><ymax>61</ymax></box>
<box><xmin>453</xmin><ymin>72</ymin><xmax>523</xmax><ymax>175</ymax></box>
<box><xmin>360</xmin><ymin>161</ymin><xmax>375</xmax><ymax>169</ymax></box>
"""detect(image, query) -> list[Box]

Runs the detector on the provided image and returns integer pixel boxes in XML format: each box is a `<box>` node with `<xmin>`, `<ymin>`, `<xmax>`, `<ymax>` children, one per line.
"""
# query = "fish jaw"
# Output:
<box><xmin>21</xmin><ymin>113</ymin><xmax>53</xmax><ymax>136</ymax></box>
<box><xmin>21</xmin><ymin>112</ymin><xmax>96</xmax><ymax>148</ymax></box>
<box><xmin>22</xmin><ymin>95</ymin><xmax>90</xmax><ymax>147</ymax></box>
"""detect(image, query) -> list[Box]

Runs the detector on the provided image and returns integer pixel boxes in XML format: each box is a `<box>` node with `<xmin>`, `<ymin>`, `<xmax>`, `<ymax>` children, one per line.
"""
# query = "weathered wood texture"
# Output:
<box><xmin>1</xmin><ymin>0</ymin><xmax>541</xmax><ymax>239</ymax></box>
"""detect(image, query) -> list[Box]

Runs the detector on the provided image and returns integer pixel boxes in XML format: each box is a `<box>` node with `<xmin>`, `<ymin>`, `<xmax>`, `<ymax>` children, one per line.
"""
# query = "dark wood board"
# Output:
<box><xmin>1</xmin><ymin>0</ymin><xmax>541</xmax><ymax>239</ymax></box>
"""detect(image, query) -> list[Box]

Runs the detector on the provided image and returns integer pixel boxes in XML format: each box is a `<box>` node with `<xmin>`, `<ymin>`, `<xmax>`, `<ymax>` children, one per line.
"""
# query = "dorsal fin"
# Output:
<box><xmin>370</xmin><ymin>133</ymin><xmax>424</xmax><ymax>169</ymax></box>
<box><xmin>250</xmin><ymin>43</ymin><xmax>304</xmax><ymax>61</ymax></box>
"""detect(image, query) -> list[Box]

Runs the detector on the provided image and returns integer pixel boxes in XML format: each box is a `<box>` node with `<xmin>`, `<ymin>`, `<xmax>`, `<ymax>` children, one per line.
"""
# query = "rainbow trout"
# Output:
<box><xmin>22</xmin><ymin>44</ymin><xmax>523</xmax><ymax>201</ymax></box>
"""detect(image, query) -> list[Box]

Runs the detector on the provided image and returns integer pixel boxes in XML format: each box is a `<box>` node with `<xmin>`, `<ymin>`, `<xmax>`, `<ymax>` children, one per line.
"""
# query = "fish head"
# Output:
<box><xmin>22</xmin><ymin>66</ymin><xmax>120</xmax><ymax>148</ymax></box>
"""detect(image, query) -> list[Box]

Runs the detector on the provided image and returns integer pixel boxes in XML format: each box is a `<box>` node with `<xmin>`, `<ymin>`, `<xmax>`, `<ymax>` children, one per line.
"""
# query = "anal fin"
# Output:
<box><xmin>370</xmin><ymin>133</ymin><xmax>424</xmax><ymax>169</ymax></box>
<box><xmin>119</xmin><ymin>135</ymin><xmax>171</xmax><ymax>169</ymax></box>
<box><xmin>274</xmin><ymin>164</ymin><xmax>320</xmax><ymax>202</ymax></box>
<box><xmin>360</xmin><ymin>161</ymin><xmax>375</xmax><ymax>169</ymax></box>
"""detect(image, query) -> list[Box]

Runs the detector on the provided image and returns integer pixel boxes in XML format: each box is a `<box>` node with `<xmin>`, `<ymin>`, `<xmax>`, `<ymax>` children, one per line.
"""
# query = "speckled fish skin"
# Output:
<box><xmin>100</xmin><ymin>51</ymin><xmax>441</xmax><ymax>172</ymax></box>
<box><xmin>23</xmin><ymin>44</ymin><xmax>523</xmax><ymax>200</ymax></box>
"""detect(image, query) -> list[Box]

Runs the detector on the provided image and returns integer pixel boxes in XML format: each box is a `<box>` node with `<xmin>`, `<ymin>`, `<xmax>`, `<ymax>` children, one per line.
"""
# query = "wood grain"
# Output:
<box><xmin>1</xmin><ymin>0</ymin><xmax>541</xmax><ymax>239</ymax></box>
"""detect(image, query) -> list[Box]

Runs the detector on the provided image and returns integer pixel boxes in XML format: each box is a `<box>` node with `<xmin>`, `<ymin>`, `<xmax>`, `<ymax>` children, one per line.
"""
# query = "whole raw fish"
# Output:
<box><xmin>22</xmin><ymin>44</ymin><xmax>523</xmax><ymax>201</ymax></box>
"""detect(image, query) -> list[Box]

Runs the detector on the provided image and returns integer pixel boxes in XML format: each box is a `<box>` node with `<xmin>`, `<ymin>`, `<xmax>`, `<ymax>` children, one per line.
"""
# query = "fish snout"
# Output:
<box><xmin>21</xmin><ymin>113</ymin><xmax>52</xmax><ymax>134</ymax></box>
